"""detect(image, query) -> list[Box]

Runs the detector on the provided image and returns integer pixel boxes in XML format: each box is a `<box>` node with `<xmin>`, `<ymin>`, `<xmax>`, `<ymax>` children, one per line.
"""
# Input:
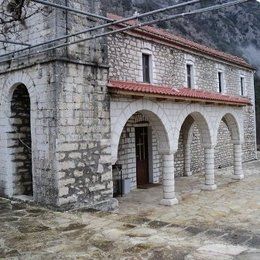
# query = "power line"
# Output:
<box><xmin>0</xmin><ymin>0</ymin><xmax>200</xmax><ymax>60</ymax></box>
<box><xmin>0</xmin><ymin>40</ymin><xmax>31</xmax><ymax>46</ymax></box>
<box><xmin>0</xmin><ymin>0</ymin><xmax>249</xmax><ymax>63</ymax></box>
<box><xmin>31</xmin><ymin>0</ymin><xmax>112</xmax><ymax>22</ymax></box>
<box><xmin>40</xmin><ymin>0</ymin><xmax>249</xmax><ymax>54</ymax></box>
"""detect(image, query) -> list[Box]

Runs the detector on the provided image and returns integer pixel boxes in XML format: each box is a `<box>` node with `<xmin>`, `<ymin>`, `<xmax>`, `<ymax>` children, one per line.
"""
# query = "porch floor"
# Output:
<box><xmin>117</xmin><ymin>161</ymin><xmax>258</xmax><ymax>221</ymax></box>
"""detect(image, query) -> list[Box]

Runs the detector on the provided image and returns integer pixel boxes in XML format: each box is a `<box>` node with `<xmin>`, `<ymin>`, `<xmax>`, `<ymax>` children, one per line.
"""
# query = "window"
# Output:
<box><xmin>184</xmin><ymin>54</ymin><xmax>196</xmax><ymax>89</ymax></box>
<box><xmin>142</xmin><ymin>53</ymin><xmax>151</xmax><ymax>83</ymax></box>
<box><xmin>186</xmin><ymin>64</ymin><xmax>193</xmax><ymax>88</ymax></box>
<box><xmin>240</xmin><ymin>77</ymin><xmax>245</xmax><ymax>96</ymax></box>
<box><xmin>218</xmin><ymin>71</ymin><xmax>223</xmax><ymax>93</ymax></box>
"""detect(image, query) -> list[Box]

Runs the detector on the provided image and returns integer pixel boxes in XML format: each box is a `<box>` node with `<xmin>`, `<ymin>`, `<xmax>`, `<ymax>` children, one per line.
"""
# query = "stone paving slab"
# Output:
<box><xmin>0</xmin><ymin>158</ymin><xmax>260</xmax><ymax>259</ymax></box>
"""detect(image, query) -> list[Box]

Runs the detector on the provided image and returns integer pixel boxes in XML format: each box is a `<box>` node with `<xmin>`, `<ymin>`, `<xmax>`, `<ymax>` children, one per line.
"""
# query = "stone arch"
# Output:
<box><xmin>214</xmin><ymin>110</ymin><xmax>245</xmax><ymax>180</ymax></box>
<box><xmin>181</xmin><ymin>116</ymin><xmax>195</xmax><ymax>146</ymax></box>
<box><xmin>216</xmin><ymin>112</ymin><xmax>243</xmax><ymax>145</ymax></box>
<box><xmin>110</xmin><ymin>100</ymin><xmax>174</xmax><ymax>164</ymax></box>
<box><xmin>173</xmin><ymin>107</ymin><xmax>213</xmax><ymax>181</ymax></box>
<box><xmin>0</xmin><ymin>71</ymin><xmax>36</xmax><ymax>108</ymax></box>
<box><xmin>0</xmin><ymin>71</ymin><xmax>36</xmax><ymax>197</ymax></box>
<box><xmin>175</xmin><ymin>109</ymin><xmax>213</xmax><ymax>149</ymax></box>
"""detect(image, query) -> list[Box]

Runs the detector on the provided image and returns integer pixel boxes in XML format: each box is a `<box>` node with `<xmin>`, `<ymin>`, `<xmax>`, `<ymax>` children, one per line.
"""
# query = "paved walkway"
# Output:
<box><xmin>0</xmin><ymin>156</ymin><xmax>260</xmax><ymax>259</ymax></box>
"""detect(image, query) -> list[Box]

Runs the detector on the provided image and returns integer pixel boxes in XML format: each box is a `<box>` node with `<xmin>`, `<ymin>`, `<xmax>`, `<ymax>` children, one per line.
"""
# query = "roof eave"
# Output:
<box><xmin>108</xmin><ymin>87</ymin><xmax>251</xmax><ymax>107</ymax></box>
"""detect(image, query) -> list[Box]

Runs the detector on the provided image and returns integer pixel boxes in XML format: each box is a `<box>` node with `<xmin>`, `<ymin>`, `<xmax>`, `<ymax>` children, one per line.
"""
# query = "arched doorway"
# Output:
<box><xmin>9</xmin><ymin>84</ymin><xmax>33</xmax><ymax>196</ymax></box>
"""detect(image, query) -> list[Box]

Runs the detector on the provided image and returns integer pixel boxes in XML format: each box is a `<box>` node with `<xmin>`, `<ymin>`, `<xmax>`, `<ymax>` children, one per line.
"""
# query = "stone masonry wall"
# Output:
<box><xmin>65</xmin><ymin>0</ymin><xmax>108</xmax><ymax>63</ymax></box>
<box><xmin>175</xmin><ymin>130</ymin><xmax>185</xmax><ymax>176</ymax></box>
<box><xmin>54</xmin><ymin>63</ymin><xmax>113</xmax><ymax>209</ymax></box>
<box><xmin>190</xmin><ymin>125</ymin><xmax>205</xmax><ymax>174</ymax></box>
<box><xmin>0</xmin><ymin>0</ymin><xmax>114</xmax><ymax>211</ymax></box>
<box><xmin>108</xmin><ymin>32</ymin><xmax>257</xmax><ymax>171</ymax></box>
<box><xmin>215</xmin><ymin>121</ymin><xmax>233</xmax><ymax>169</ymax></box>
<box><xmin>0</xmin><ymin>1</ymin><xmax>58</xmax><ymax>55</ymax></box>
<box><xmin>0</xmin><ymin>65</ymin><xmax>59</xmax><ymax>205</ymax></box>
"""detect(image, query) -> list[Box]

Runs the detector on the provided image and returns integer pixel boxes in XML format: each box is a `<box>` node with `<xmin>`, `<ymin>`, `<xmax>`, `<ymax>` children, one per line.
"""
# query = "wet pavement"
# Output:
<box><xmin>0</xmin><ymin>155</ymin><xmax>260</xmax><ymax>259</ymax></box>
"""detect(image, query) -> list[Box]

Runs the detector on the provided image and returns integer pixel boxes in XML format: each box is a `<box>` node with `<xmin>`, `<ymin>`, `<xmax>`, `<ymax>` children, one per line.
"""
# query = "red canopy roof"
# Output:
<box><xmin>108</xmin><ymin>80</ymin><xmax>251</xmax><ymax>106</ymax></box>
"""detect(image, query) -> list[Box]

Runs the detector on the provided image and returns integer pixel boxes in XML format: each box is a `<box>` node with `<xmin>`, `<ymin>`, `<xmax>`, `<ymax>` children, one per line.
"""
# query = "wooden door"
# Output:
<box><xmin>135</xmin><ymin>127</ymin><xmax>149</xmax><ymax>187</ymax></box>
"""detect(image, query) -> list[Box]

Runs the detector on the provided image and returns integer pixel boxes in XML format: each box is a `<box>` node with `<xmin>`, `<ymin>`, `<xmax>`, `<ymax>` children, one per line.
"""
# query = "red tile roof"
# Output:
<box><xmin>108</xmin><ymin>13</ymin><xmax>253</xmax><ymax>70</ymax></box>
<box><xmin>108</xmin><ymin>80</ymin><xmax>251</xmax><ymax>106</ymax></box>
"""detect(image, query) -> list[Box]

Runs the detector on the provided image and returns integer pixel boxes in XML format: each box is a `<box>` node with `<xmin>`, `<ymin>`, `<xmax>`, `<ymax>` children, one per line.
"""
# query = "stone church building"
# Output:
<box><xmin>0</xmin><ymin>1</ymin><xmax>257</xmax><ymax>210</ymax></box>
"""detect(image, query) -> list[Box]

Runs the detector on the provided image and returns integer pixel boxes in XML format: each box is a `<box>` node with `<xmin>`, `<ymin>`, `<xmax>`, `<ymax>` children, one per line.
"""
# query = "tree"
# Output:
<box><xmin>0</xmin><ymin>0</ymin><xmax>39</xmax><ymax>40</ymax></box>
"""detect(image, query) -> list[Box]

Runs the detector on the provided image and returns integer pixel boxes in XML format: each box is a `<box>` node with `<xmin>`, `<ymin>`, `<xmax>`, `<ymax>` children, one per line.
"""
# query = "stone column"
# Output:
<box><xmin>160</xmin><ymin>153</ymin><xmax>179</xmax><ymax>206</ymax></box>
<box><xmin>232</xmin><ymin>144</ymin><xmax>244</xmax><ymax>180</ymax></box>
<box><xmin>184</xmin><ymin>145</ymin><xmax>192</xmax><ymax>176</ymax></box>
<box><xmin>202</xmin><ymin>147</ymin><xmax>217</xmax><ymax>190</ymax></box>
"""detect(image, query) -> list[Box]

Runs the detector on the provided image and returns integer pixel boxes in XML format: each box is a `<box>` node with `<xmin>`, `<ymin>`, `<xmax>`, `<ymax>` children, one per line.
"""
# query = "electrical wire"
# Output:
<box><xmin>0</xmin><ymin>0</ymin><xmax>200</xmax><ymax>60</ymax></box>
<box><xmin>31</xmin><ymin>0</ymin><xmax>112</xmax><ymax>21</ymax></box>
<box><xmin>0</xmin><ymin>0</ymin><xmax>250</xmax><ymax>63</ymax></box>
<box><xmin>0</xmin><ymin>40</ymin><xmax>31</xmax><ymax>46</ymax></box>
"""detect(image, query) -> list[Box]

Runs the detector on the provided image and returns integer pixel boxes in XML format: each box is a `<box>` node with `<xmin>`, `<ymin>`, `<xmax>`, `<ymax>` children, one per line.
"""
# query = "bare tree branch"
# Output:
<box><xmin>0</xmin><ymin>0</ymin><xmax>41</xmax><ymax>40</ymax></box>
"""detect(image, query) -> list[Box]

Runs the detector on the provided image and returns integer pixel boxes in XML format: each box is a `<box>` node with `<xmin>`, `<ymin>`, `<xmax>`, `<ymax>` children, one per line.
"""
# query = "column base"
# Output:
<box><xmin>232</xmin><ymin>174</ymin><xmax>244</xmax><ymax>180</ymax></box>
<box><xmin>160</xmin><ymin>198</ymin><xmax>179</xmax><ymax>206</ymax></box>
<box><xmin>184</xmin><ymin>171</ymin><xmax>192</xmax><ymax>177</ymax></box>
<box><xmin>201</xmin><ymin>184</ymin><xmax>217</xmax><ymax>191</ymax></box>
